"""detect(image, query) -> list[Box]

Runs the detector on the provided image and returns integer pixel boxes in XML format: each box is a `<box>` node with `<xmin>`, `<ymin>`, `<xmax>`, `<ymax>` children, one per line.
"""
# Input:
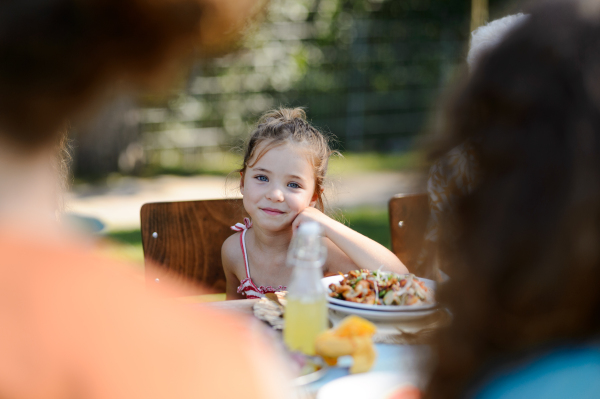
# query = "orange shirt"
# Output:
<box><xmin>0</xmin><ymin>230</ymin><xmax>289</xmax><ymax>399</ymax></box>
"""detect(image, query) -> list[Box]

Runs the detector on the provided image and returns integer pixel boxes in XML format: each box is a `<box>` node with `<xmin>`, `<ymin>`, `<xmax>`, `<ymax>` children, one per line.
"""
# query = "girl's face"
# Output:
<box><xmin>241</xmin><ymin>142</ymin><xmax>317</xmax><ymax>232</ymax></box>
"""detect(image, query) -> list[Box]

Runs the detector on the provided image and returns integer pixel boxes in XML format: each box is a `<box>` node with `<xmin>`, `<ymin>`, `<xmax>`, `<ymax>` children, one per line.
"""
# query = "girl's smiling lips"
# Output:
<box><xmin>261</xmin><ymin>207</ymin><xmax>285</xmax><ymax>215</ymax></box>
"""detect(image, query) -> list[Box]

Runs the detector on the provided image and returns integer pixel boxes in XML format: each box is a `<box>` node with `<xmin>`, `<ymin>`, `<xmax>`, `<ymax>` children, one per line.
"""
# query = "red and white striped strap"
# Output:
<box><xmin>230</xmin><ymin>217</ymin><xmax>252</xmax><ymax>232</ymax></box>
<box><xmin>230</xmin><ymin>218</ymin><xmax>253</xmax><ymax>279</ymax></box>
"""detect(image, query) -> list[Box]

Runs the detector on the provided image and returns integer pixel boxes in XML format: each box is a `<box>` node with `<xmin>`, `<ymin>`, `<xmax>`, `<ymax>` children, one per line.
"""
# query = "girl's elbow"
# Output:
<box><xmin>389</xmin><ymin>257</ymin><xmax>409</xmax><ymax>274</ymax></box>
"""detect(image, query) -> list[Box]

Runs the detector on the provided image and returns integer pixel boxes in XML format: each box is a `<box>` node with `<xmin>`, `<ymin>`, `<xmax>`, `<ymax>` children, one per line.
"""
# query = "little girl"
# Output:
<box><xmin>222</xmin><ymin>108</ymin><xmax>408</xmax><ymax>299</ymax></box>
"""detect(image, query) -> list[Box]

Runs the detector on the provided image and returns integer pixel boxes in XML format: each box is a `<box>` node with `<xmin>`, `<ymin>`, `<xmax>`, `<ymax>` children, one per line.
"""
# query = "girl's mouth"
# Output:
<box><xmin>261</xmin><ymin>208</ymin><xmax>284</xmax><ymax>215</ymax></box>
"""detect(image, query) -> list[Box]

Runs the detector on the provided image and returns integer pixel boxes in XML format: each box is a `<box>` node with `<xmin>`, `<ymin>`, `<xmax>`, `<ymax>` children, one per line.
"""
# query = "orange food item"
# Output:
<box><xmin>335</xmin><ymin>315</ymin><xmax>377</xmax><ymax>337</ymax></box>
<box><xmin>314</xmin><ymin>316</ymin><xmax>377</xmax><ymax>373</ymax></box>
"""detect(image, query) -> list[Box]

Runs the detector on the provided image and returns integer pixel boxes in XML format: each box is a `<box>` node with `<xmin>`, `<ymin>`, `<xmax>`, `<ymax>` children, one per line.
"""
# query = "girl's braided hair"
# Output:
<box><xmin>239</xmin><ymin>108</ymin><xmax>337</xmax><ymax>212</ymax></box>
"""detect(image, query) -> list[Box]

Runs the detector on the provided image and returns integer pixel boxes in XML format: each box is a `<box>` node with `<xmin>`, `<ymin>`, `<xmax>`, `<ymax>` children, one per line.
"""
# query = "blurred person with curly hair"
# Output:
<box><xmin>417</xmin><ymin>13</ymin><xmax>528</xmax><ymax>280</ymax></box>
<box><xmin>425</xmin><ymin>1</ymin><xmax>600</xmax><ymax>398</ymax></box>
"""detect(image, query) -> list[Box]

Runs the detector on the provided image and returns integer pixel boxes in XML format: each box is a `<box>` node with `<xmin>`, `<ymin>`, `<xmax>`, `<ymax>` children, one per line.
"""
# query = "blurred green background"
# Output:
<box><xmin>68</xmin><ymin>0</ymin><xmax>519</xmax><ymax>262</ymax></box>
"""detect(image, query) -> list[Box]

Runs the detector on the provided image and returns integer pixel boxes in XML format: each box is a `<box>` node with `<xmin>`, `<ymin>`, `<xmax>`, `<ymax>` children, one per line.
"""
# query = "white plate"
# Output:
<box><xmin>322</xmin><ymin>275</ymin><xmax>437</xmax><ymax>312</ymax></box>
<box><xmin>328</xmin><ymin>302</ymin><xmax>437</xmax><ymax>322</ymax></box>
<box><xmin>292</xmin><ymin>356</ymin><xmax>328</xmax><ymax>386</ymax></box>
<box><xmin>317</xmin><ymin>372</ymin><xmax>419</xmax><ymax>399</ymax></box>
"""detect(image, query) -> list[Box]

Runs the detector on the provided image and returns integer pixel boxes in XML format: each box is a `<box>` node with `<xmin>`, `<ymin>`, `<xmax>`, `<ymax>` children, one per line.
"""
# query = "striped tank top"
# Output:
<box><xmin>231</xmin><ymin>218</ymin><xmax>287</xmax><ymax>299</ymax></box>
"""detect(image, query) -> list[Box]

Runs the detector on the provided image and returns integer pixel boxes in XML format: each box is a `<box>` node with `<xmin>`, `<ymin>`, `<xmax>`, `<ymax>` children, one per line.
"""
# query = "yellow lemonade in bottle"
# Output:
<box><xmin>283</xmin><ymin>221</ymin><xmax>328</xmax><ymax>355</ymax></box>
<box><xmin>283</xmin><ymin>295</ymin><xmax>328</xmax><ymax>355</ymax></box>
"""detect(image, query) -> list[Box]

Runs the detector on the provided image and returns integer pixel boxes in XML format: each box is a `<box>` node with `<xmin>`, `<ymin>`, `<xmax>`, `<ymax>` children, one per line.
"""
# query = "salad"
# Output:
<box><xmin>328</xmin><ymin>269</ymin><xmax>434</xmax><ymax>306</ymax></box>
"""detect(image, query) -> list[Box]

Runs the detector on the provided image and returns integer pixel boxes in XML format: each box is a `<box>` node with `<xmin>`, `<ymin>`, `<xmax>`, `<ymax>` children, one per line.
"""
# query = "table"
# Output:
<box><xmin>200</xmin><ymin>297</ymin><xmax>259</xmax><ymax>315</ymax></box>
<box><xmin>195</xmin><ymin>298</ymin><xmax>434</xmax><ymax>398</ymax></box>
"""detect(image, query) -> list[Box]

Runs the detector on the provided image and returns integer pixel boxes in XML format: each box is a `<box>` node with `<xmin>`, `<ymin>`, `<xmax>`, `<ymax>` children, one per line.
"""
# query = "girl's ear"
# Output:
<box><xmin>239</xmin><ymin>171</ymin><xmax>245</xmax><ymax>195</ymax></box>
<box><xmin>309</xmin><ymin>187</ymin><xmax>324</xmax><ymax>207</ymax></box>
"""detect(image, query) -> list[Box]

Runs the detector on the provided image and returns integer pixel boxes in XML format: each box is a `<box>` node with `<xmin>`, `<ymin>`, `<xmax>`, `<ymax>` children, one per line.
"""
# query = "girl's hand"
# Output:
<box><xmin>292</xmin><ymin>207</ymin><xmax>331</xmax><ymax>237</ymax></box>
<box><xmin>292</xmin><ymin>206</ymin><xmax>409</xmax><ymax>275</ymax></box>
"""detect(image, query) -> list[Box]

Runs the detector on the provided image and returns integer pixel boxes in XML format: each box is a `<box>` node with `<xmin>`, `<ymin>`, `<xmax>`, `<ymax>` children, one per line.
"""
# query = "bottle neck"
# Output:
<box><xmin>287</xmin><ymin>263</ymin><xmax>325</xmax><ymax>298</ymax></box>
<box><xmin>286</xmin><ymin>227</ymin><xmax>327</xmax><ymax>299</ymax></box>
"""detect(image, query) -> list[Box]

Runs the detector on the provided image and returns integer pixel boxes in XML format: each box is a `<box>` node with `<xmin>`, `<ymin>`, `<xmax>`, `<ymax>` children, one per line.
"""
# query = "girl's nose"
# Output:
<box><xmin>266</xmin><ymin>187</ymin><xmax>284</xmax><ymax>202</ymax></box>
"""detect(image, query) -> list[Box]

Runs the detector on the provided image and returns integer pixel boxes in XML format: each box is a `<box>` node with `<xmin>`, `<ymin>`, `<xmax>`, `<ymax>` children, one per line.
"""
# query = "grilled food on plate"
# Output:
<box><xmin>328</xmin><ymin>270</ymin><xmax>434</xmax><ymax>306</ymax></box>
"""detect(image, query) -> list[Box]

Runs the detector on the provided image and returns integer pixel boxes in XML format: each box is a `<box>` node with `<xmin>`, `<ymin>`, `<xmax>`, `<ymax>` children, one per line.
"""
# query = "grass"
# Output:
<box><xmin>108</xmin><ymin>230</ymin><xmax>145</xmax><ymax>246</ymax></box>
<box><xmin>338</xmin><ymin>206</ymin><xmax>390</xmax><ymax>249</ymax></box>
<box><xmin>103</xmin><ymin>205</ymin><xmax>390</xmax><ymax>263</ymax></box>
<box><xmin>101</xmin><ymin>230</ymin><xmax>145</xmax><ymax>264</ymax></box>
<box><xmin>328</xmin><ymin>151</ymin><xmax>426</xmax><ymax>176</ymax></box>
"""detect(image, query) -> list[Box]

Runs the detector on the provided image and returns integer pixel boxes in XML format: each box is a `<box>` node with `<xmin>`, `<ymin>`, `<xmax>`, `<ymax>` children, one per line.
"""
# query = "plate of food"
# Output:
<box><xmin>327</xmin><ymin>302</ymin><xmax>437</xmax><ymax>322</ymax></box>
<box><xmin>322</xmin><ymin>270</ymin><xmax>437</xmax><ymax>312</ymax></box>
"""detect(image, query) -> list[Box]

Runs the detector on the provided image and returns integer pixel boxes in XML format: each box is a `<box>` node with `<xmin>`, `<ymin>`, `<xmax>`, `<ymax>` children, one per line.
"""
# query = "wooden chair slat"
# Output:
<box><xmin>140</xmin><ymin>199</ymin><xmax>245</xmax><ymax>294</ymax></box>
<box><xmin>388</xmin><ymin>193</ymin><xmax>429</xmax><ymax>275</ymax></box>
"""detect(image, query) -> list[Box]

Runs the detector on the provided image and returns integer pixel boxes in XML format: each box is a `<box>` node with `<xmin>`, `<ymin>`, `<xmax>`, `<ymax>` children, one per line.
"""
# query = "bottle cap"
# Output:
<box><xmin>297</xmin><ymin>221</ymin><xmax>321</xmax><ymax>236</ymax></box>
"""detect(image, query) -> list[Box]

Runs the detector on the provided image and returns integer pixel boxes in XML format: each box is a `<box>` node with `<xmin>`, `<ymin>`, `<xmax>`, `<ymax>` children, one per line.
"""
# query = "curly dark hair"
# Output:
<box><xmin>425</xmin><ymin>1</ymin><xmax>600</xmax><ymax>398</ymax></box>
<box><xmin>0</xmin><ymin>0</ymin><xmax>264</xmax><ymax>152</ymax></box>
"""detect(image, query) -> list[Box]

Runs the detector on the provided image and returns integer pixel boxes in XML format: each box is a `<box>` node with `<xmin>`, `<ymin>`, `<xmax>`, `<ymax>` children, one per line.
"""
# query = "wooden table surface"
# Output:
<box><xmin>200</xmin><ymin>298</ymin><xmax>259</xmax><ymax>316</ymax></box>
<box><xmin>193</xmin><ymin>297</ymin><xmax>446</xmax><ymax>345</ymax></box>
<box><xmin>190</xmin><ymin>297</ymin><xmax>436</xmax><ymax>398</ymax></box>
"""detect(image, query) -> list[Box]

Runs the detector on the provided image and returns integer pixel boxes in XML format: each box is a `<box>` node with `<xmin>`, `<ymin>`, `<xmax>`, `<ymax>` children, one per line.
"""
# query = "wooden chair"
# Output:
<box><xmin>388</xmin><ymin>193</ymin><xmax>430</xmax><ymax>276</ymax></box>
<box><xmin>140</xmin><ymin>199</ymin><xmax>245</xmax><ymax>294</ymax></box>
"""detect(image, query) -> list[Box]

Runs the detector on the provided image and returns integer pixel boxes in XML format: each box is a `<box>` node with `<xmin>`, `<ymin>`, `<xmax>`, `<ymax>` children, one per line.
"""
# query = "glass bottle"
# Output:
<box><xmin>283</xmin><ymin>221</ymin><xmax>328</xmax><ymax>355</ymax></box>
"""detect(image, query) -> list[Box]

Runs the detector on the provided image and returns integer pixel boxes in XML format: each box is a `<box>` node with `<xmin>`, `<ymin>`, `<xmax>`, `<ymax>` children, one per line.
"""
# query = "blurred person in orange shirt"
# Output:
<box><xmin>0</xmin><ymin>1</ymin><xmax>291</xmax><ymax>398</ymax></box>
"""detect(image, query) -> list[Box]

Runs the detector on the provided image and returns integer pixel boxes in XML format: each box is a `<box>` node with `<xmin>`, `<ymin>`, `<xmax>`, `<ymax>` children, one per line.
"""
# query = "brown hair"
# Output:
<box><xmin>426</xmin><ymin>2</ymin><xmax>600</xmax><ymax>398</ymax></box>
<box><xmin>0</xmin><ymin>0</ymin><xmax>266</xmax><ymax>152</ymax></box>
<box><xmin>53</xmin><ymin>129</ymin><xmax>73</xmax><ymax>216</ymax></box>
<box><xmin>239</xmin><ymin>108</ymin><xmax>336</xmax><ymax>212</ymax></box>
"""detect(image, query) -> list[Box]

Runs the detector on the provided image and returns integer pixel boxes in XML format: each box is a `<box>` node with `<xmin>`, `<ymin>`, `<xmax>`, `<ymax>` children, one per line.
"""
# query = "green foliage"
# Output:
<box><xmin>142</xmin><ymin>151</ymin><xmax>241</xmax><ymax>177</ymax></box>
<box><xmin>102</xmin><ymin>230</ymin><xmax>145</xmax><ymax>264</ymax></box>
<box><xmin>137</xmin><ymin>0</ymin><xmax>471</xmax><ymax>175</ymax></box>
<box><xmin>107</xmin><ymin>230</ymin><xmax>143</xmax><ymax>246</ymax></box>
<box><xmin>341</xmin><ymin>206</ymin><xmax>391</xmax><ymax>249</ymax></box>
<box><xmin>129</xmin><ymin>150</ymin><xmax>423</xmax><ymax>177</ymax></box>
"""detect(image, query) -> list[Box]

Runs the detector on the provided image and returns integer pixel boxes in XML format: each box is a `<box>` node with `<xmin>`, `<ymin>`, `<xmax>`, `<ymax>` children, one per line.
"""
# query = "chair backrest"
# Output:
<box><xmin>140</xmin><ymin>199</ymin><xmax>245</xmax><ymax>294</ymax></box>
<box><xmin>388</xmin><ymin>193</ymin><xmax>429</xmax><ymax>275</ymax></box>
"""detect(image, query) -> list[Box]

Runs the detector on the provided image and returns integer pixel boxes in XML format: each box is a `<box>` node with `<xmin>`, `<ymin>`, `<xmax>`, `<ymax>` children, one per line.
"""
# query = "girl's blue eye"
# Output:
<box><xmin>288</xmin><ymin>182</ymin><xmax>301</xmax><ymax>189</ymax></box>
<box><xmin>256</xmin><ymin>175</ymin><xmax>268</xmax><ymax>182</ymax></box>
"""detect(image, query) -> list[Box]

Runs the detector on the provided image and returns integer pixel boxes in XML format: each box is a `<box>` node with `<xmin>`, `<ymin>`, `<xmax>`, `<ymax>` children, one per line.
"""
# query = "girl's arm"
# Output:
<box><xmin>222</xmin><ymin>235</ymin><xmax>245</xmax><ymax>300</ymax></box>
<box><xmin>293</xmin><ymin>207</ymin><xmax>409</xmax><ymax>275</ymax></box>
